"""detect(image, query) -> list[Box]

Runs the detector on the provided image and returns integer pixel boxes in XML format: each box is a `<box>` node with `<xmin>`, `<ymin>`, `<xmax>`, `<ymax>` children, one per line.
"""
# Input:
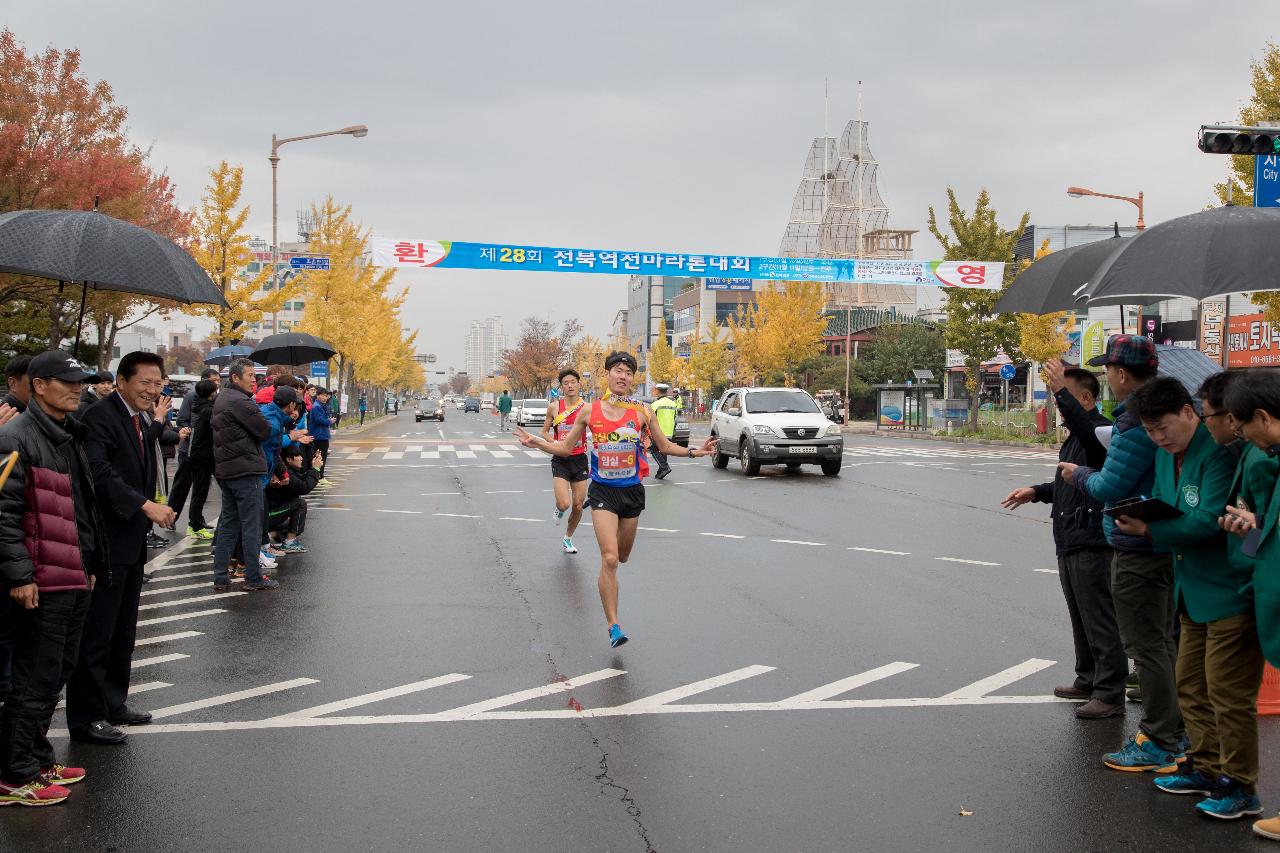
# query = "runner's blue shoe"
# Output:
<box><xmin>1154</xmin><ymin>763</ymin><xmax>1217</xmax><ymax>795</ymax></box>
<box><xmin>608</xmin><ymin>623</ymin><xmax>628</xmax><ymax>648</ymax></box>
<box><xmin>553</xmin><ymin>507</ymin><xmax>565</xmax><ymax>521</ymax></box>
<box><xmin>1103</xmin><ymin>732</ymin><xmax>1179</xmax><ymax>773</ymax></box>
<box><xmin>1197</xmin><ymin>785</ymin><xmax>1263</xmax><ymax>820</ymax></box>
<box><xmin>562</xmin><ymin>537</ymin><xmax>578</xmax><ymax>554</ymax></box>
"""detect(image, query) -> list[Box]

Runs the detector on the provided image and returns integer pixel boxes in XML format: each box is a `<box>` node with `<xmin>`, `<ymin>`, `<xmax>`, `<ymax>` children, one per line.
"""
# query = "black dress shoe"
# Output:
<box><xmin>109</xmin><ymin>707</ymin><xmax>152</xmax><ymax>726</ymax></box>
<box><xmin>69</xmin><ymin>720</ymin><xmax>128</xmax><ymax>744</ymax></box>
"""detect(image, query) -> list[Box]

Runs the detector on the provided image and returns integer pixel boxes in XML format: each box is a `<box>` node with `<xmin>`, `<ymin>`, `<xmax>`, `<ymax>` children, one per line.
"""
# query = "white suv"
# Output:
<box><xmin>711</xmin><ymin>387</ymin><xmax>843</xmax><ymax>476</ymax></box>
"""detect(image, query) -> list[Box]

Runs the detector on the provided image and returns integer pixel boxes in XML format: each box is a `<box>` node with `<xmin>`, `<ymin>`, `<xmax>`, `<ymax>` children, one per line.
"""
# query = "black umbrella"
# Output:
<box><xmin>250</xmin><ymin>332</ymin><xmax>336</xmax><ymax>366</ymax></box>
<box><xmin>1083</xmin><ymin>206</ymin><xmax>1280</xmax><ymax>306</ymax></box>
<box><xmin>994</xmin><ymin>236</ymin><xmax>1131</xmax><ymax>315</ymax></box>
<box><xmin>0</xmin><ymin>208</ymin><xmax>227</xmax><ymax>355</ymax></box>
<box><xmin>204</xmin><ymin>344</ymin><xmax>255</xmax><ymax>366</ymax></box>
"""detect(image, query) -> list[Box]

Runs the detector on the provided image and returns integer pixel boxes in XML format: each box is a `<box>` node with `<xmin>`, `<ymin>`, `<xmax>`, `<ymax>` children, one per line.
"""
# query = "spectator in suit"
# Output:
<box><xmin>66</xmin><ymin>351</ymin><xmax>176</xmax><ymax>745</ymax></box>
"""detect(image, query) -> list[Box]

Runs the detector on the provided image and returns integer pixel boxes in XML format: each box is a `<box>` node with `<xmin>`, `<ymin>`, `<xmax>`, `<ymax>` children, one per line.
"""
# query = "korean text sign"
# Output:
<box><xmin>371</xmin><ymin>239</ymin><xmax>1005</xmax><ymax>289</ymax></box>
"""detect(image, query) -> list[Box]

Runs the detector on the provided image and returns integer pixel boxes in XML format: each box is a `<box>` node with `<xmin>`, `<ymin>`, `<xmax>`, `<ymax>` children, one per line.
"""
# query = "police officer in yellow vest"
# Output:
<box><xmin>651</xmin><ymin>384</ymin><xmax>681</xmax><ymax>480</ymax></box>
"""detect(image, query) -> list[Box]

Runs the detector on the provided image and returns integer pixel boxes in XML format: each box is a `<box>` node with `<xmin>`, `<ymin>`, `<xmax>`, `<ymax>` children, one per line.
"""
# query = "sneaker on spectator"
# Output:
<box><xmin>244</xmin><ymin>577</ymin><xmax>280</xmax><ymax>591</ymax></box>
<box><xmin>258</xmin><ymin>551</ymin><xmax>279</xmax><ymax>570</ymax></box>
<box><xmin>212</xmin><ymin>582</ymin><xmax>233</xmax><ymax>593</ymax></box>
<box><xmin>265</xmin><ymin>544</ymin><xmax>287</xmax><ymax>557</ymax></box>
<box><xmin>1103</xmin><ymin>732</ymin><xmax>1179</xmax><ymax>773</ymax></box>
<box><xmin>282</xmin><ymin>540</ymin><xmax>307</xmax><ymax>553</ymax></box>
<box><xmin>0</xmin><ymin>778</ymin><xmax>71</xmax><ymax>806</ymax></box>
<box><xmin>1197</xmin><ymin>783</ymin><xmax>1263</xmax><ymax>820</ymax></box>
<box><xmin>39</xmin><ymin>765</ymin><xmax>85</xmax><ymax>786</ymax></box>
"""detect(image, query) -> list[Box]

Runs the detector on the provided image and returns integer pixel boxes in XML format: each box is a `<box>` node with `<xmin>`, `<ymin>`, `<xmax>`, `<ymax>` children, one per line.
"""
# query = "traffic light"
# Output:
<box><xmin>1199</xmin><ymin>125</ymin><xmax>1280</xmax><ymax>155</ymax></box>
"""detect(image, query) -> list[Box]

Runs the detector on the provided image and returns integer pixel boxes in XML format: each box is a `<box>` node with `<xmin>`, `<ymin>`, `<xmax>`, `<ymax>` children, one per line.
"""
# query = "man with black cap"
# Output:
<box><xmin>0</xmin><ymin>351</ymin><xmax>108</xmax><ymax>804</ymax></box>
<box><xmin>75</xmin><ymin>370</ymin><xmax>114</xmax><ymax>419</ymax></box>
<box><xmin>1059</xmin><ymin>335</ymin><xmax>1186</xmax><ymax>772</ymax></box>
<box><xmin>2</xmin><ymin>355</ymin><xmax>31</xmax><ymax>414</ymax></box>
<box><xmin>67</xmin><ymin>350</ymin><xmax>176</xmax><ymax>745</ymax></box>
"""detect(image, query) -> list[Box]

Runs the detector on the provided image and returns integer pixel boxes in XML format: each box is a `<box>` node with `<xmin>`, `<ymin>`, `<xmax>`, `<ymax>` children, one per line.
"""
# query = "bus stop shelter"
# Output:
<box><xmin>873</xmin><ymin>382</ymin><xmax>938</xmax><ymax>431</ymax></box>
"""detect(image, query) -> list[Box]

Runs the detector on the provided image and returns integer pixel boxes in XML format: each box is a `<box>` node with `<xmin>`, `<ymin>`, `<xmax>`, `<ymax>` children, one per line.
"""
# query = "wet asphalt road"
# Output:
<box><xmin>4</xmin><ymin>412</ymin><xmax>1280</xmax><ymax>852</ymax></box>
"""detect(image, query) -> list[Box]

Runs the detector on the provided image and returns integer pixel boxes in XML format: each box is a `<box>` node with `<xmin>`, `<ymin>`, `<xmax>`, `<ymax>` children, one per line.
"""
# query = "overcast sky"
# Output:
<box><xmin>8</xmin><ymin>1</ymin><xmax>1275</xmax><ymax>373</ymax></box>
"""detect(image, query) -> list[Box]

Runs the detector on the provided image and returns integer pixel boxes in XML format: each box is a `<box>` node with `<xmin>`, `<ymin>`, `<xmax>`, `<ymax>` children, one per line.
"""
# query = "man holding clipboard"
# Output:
<box><xmin>1112</xmin><ymin>377</ymin><xmax>1260</xmax><ymax>822</ymax></box>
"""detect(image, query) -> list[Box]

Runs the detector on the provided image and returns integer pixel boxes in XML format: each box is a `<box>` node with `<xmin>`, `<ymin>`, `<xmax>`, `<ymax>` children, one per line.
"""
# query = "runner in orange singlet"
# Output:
<box><xmin>516</xmin><ymin>352</ymin><xmax>717</xmax><ymax>647</ymax></box>
<box><xmin>542</xmin><ymin>368</ymin><xmax>589</xmax><ymax>554</ymax></box>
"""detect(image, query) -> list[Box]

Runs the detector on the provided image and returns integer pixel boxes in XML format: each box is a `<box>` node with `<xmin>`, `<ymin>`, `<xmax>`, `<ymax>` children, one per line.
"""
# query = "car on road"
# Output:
<box><xmin>463</xmin><ymin>396</ymin><xmax>481</xmax><ymax>413</ymax></box>
<box><xmin>455</xmin><ymin>398</ymin><xmax>466</xmax><ymax>410</ymax></box>
<box><xmin>415</xmin><ymin>398</ymin><xmax>445</xmax><ymax>422</ymax></box>
<box><xmin>710</xmin><ymin>387</ymin><xmax>843</xmax><ymax>476</ymax></box>
<box><xmin>515</xmin><ymin>398</ymin><xmax>549</xmax><ymax>427</ymax></box>
<box><xmin>637</xmin><ymin>395</ymin><xmax>690</xmax><ymax>447</ymax></box>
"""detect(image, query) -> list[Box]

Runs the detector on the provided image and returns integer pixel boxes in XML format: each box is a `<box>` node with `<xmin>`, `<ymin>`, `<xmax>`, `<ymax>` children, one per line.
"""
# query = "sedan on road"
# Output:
<box><xmin>415</xmin><ymin>398</ymin><xmax>445</xmax><ymax>422</ymax></box>
<box><xmin>711</xmin><ymin>387</ymin><xmax>843</xmax><ymax>476</ymax></box>
<box><xmin>515</xmin><ymin>398</ymin><xmax>549</xmax><ymax>427</ymax></box>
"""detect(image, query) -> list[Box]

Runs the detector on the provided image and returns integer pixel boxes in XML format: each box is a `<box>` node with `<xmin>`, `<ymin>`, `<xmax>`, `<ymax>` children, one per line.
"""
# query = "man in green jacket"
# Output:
<box><xmin>497</xmin><ymin>390</ymin><xmax>513</xmax><ymax>431</ymax></box>
<box><xmin>1221</xmin><ymin>369</ymin><xmax>1280</xmax><ymax>842</ymax></box>
<box><xmin>1114</xmin><ymin>376</ymin><xmax>1261</xmax><ymax>821</ymax></box>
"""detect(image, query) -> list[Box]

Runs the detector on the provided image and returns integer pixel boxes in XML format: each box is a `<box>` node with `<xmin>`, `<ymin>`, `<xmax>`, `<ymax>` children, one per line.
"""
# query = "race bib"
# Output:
<box><xmin>595</xmin><ymin>443</ymin><xmax>638</xmax><ymax>480</ymax></box>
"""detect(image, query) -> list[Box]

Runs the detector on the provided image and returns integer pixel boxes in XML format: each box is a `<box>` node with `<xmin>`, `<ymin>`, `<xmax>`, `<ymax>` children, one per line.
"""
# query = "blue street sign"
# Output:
<box><xmin>310</xmin><ymin>361</ymin><xmax>327</xmax><ymax>378</ymax></box>
<box><xmin>1256</xmin><ymin>155</ymin><xmax>1280</xmax><ymax>208</ymax></box>
<box><xmin>999</xmin><ymin>363</ymin><xmax>1017</xmax><ymax>381</ymax></box>
<box><xmin>290</xmin><ymin>256</ymin><xmax>330</xmax><ymax>270</ymax></box>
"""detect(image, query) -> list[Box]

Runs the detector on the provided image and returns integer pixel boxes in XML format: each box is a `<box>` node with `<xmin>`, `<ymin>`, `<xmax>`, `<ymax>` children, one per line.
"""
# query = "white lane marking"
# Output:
<box><xmin>490</xmin><ymin>450</ymin><xmax>513</xmax><ymax>458</ymax></box>
<box><xmin>456</xmin><ymin>450</ymin><xmax>477</xmax><ymax>459</ymax></box>
<box><xmin>372</xmin><ymin>446</ymin><xmax>391</xmax><ymax>453</ymax></box>
<box><xmin>134</xmin><ymin>631</ymin><xmax>203</xmax><ymax>647</ymax></box>
<box><xmin>313</xmin><ymin>493</ymin><xmax>386</xmax><ymax>497</ymax></box>
<box><xmin>610</xmin><ymin>666</ymin><xmax>775</xmax><ymax>713</ymax></box>
<box><xmin>56</xmin><ymin>692</ymin><xmax>1071</xmax><ymax>735</ymax></box>
<box><xmin>941</xmin><ymin>658</ymin><xmax>1056</xmax><ymax>699</ymax></box>
<box><xmin>501</xmin><ymin>445</ymin><xmax>521</xmax><ymax>452</ymax></box>
<box><xmin>155</xmin><ymin>559</ymin><xmax>214</xmax><ymax>571</ymax></box>
<box><xmin>524</xmin><ymin>451</ymin><xmax>544</xmax><ymax>458</ymax></box>
<box><xmin>671</xmin><ymin>481</ymin><xmax>705</xmax><ymax>485</ymax></box>
<box><xmin>438</xmin><ymin>445</ymin><xmax>455</xmax><ymax>452</ymax></box>
<box><xmin>406</xmin><ymin>445</ymin><xmax>423</xmax><ymax>452</ymax></box>
<box><xmin>1034</xmin><ymin>569</ymin><xmax>1060</xmax><ymax>574</ymax></box>
<box><xmin>421</xmin><ymin>492</ymin><xmax>462</xmax><ymax>496</ymax></box>
<box><xmin>131</xmin><ymin>653</ymin><xmax>190</xmax><ymax>669</ymax></box>
<box><xmin>699</xmin><ymin>532</ymin><xmax>744</xmax><ymax>539</ymax></box>
<box><xmin>137</xmin><ymin>609</ymin><xmax>226</xmax><ymax>627</ymax></box>
<box><xmin>384</xmin><ymin>451</ymin><xmax>404</xmax><ymax>460</ymax></box>
<box><xmin>499</xmin><ymin>517</ymin><xmax>542</xmax><ymax>522</ymax></box>
<box><xmin>639</xmin><ymin>526</ymin><xmax>679</xmax><ymax>533</ymax></box>
<box><xmin>150</xmin><ymin>678</ymin><xmax>320</xmax><ymax>721</ymax></box>
<box><xmin>783</xmin><ymin>662</ymin><xmax>921</xmax><ymax>704</ymax></box>
<box><xmin>57</xmin><ymin>681</ymin><xmax>169</xmax><ymax>710</ymax></box>
<box><xmin>771</xmin><ymin>539</ymin><xmax>825</xmax><ymax>547</ymax></box>
<box><xmin>747</xmin><ymin>476</ymin><xmax>767</xmax><ymax>480</ymax></box>
<box><xmin>434</xmin><ymin>512</ymin><xmax>481</xmax><ymax>519</ymax></box>
<box><xmin>147</xmin><ymin>569</ymin><xmax>221</xmax><ymax>583</ymax></box>
<box><xmin>936</xmin><ymin>557</ymin><xmax>1001</xmax><ymax>566</ymax></box>
<box><xmin>421</xmin><ymin>451</ymin><xmax>441</xmax><ymax>459</ymax></box>
<box><xmin>469</xmin><ymin>445</ymin><xmax>487</xmax><ymax>451</ymax></box>
<box><xmin>848</xmin><ymin>547</ymin><xmax>911</xmax><ymax>556</ymax></box>
<box><xmin>428</xmin><ymin>669</ymin><xmax>625</xmax><ymax>720</ymax></box>
<box><xmin>485</xmin><ymin>490</ymin><xmax>524</xmax><ymax>494</ymax></box>
<box><xmin>377</xmin><ymin>510</ymin><xmax>423</xmax><ymax>515</ymax></box>
<box><xmin>142</xmin><ymin>580</ymin><xmax>240</xmax><ymax>597</ymax></box>
<box><xmin>273</xmin><ymin>674</ymin><xmax>472</xmax><ymax>720</ymax></box>
<box><xmin>312</xmin><ymin>507</ymin><xmax>352</xmax><ymax>511</ymax></box>
<box><xmin>138</xmin><ymin>592</ymin><xmax>246</xmax><ymax>611</ymax></box>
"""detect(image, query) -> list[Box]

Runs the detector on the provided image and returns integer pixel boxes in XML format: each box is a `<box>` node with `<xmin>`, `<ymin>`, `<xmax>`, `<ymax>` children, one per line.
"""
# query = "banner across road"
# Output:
<box><xmin>371</xmin><ymin>238</ymin><xmax>1005</xmax><ymax>289</ymax></box>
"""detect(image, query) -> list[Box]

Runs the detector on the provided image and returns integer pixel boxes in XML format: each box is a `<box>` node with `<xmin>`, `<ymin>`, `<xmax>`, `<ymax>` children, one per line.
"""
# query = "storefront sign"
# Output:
<box><xmin>1198</xmin><ymin>299</ymin><xmax>1226</xmax><ymax>363</ymax></box>
<box><xmin>1228</xmin><ymin>313</ymin><xmax>1280</xmax><ymax>367</ymax></box>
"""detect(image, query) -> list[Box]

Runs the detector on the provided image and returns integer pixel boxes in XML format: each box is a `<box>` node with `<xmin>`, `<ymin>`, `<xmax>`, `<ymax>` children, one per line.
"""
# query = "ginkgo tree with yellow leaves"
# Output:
<box><xmin>187</xmin><ymin>161</ymin><xmax>296</xmax><ymax>345</ymax></box>
<box><xmin>728</xmin><ymin>281</ymin><xmax>827</xmax><ymax>385</ymax></box>
<box><xmin>294</xmin><ymin>196</ymin><xmax>421</xmax><ymax>404</ymax></box>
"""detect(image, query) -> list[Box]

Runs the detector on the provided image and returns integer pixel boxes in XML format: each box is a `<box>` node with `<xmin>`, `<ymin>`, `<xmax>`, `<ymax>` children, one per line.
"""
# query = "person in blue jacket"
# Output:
<box><xmin>1059</xmin><ymin>335</ymin><xmax>1185</xmax><ymax>773</ymax></box>
<box><xmin>258</xmin><ymin>387</ymin><xmax>311</xmax><ymax>565</ymax></box>
<box><xmin>309</xmin><ymin>388</ymin><xmax>333</xmax><ymax>487</ymax></box>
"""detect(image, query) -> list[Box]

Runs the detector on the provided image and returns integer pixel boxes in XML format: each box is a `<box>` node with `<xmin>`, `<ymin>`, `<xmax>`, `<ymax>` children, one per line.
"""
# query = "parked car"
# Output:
<box><xmin>481</xmin><ymin>399</ymin><xmax>495</xmax><ymax>412</ymax></box>
<box><xmin>637</xmin><ymin>395</ymin><xmax>690</xmax><ymax>447</ymax></box>
<box><xmin>415</xmin><ymin>398</ymin><xmax>445</xmax><ymax>422</ymax></box>
<box><xmin>515</xmin><ymin>398</ymin><xmax>549</xmax><ymax>427</ymax></box>
<box><xmin>710</xmin><ymin>387</ymin><xmax>843</xmax><ymax>476</ymax></box>
<box><xmin>464</xmin><ymin>396</ymin><xmax>481</xmax><ymax>413</ymax></box>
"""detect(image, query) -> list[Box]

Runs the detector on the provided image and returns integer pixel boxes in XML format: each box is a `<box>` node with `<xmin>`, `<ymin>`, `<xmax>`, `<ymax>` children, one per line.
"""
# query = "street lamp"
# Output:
<box><xmin>269</xmin><ymin>124</ymin><xmax>369</xmax><ymax>333</ymax></box>
<box><xmin>1065</xmin><ymin>186</ymin><xmax>1145</xmax><ymax>230</ymax></box>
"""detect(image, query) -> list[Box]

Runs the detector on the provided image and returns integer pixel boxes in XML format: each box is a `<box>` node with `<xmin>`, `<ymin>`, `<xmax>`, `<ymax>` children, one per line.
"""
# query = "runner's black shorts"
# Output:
<box><xmin>586</xmin><ymin>481</ymin><xmax>646</xmax><ymax>519</ymax></box>
<box><xmin>551</xmin><ymin>454</ymin><xmax>590</xmax><ymax>483</ymax></box>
